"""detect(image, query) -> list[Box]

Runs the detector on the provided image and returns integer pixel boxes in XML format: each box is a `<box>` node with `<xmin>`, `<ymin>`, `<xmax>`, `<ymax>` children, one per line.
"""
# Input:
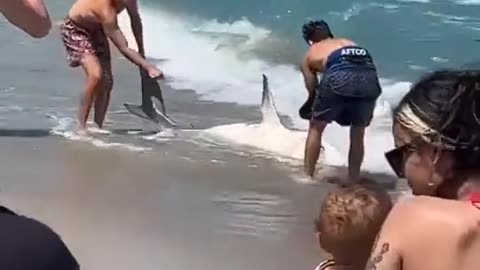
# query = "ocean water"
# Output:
<box><xmin>135</xmin><ymin>0</ymin><xmax>480</xmax><ymax>172</ymax></box>
<box><xmin>143</xmin><ymin>0</ymin><xmax>480</xmax><ymax>77</ymax></box>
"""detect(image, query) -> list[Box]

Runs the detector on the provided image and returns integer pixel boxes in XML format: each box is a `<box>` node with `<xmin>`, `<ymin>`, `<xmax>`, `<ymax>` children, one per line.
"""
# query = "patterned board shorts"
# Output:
<box><xmin>311</xmin><ymin>69</ymin><xmax>381</xmax><ymax>127</ymax></box>
<box><xmin>60</xmin><ymin>17</ymin><xmax>112</xmax><ymax>81</ymax></box>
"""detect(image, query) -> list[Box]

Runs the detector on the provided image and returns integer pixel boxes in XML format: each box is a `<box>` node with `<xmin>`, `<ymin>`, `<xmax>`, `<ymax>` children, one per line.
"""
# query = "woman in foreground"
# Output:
<box><xmin>366</xmin><ymin>70</ymin><xmax>480</xmax><ymax>270</ymax></box>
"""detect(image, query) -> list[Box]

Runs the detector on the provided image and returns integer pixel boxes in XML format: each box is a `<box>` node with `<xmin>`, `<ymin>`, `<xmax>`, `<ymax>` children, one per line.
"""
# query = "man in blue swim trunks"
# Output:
<box><xmin>300</xmin><ymin>20</ymin><xmax>381</xmax><ymax>183</ymax></box>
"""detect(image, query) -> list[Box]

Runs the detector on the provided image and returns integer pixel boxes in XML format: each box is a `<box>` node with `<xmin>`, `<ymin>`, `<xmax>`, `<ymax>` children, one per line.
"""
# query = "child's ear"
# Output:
<box><xmin>316</xmin><ymin>232</ymin><xmax>322</xmax><ymax>246</ymax></box>
<box><xmin>316</xmin><ymin>232</ymin><xmax>331</xmax><ymax>252</ymax></box>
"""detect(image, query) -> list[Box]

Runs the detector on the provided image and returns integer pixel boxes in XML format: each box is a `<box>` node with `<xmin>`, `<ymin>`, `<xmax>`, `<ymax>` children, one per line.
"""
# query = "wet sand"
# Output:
<box><xmin>0</xmin><ymin>136</ymin><xmax>329</xmax><ymax>270</ymax></box>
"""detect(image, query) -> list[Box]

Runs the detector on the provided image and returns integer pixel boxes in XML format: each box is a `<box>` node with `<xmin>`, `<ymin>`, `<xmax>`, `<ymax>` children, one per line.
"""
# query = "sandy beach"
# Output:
<box><xmin>0</xmin><ymin>135</ymin><xmax>331</xmax><ymax>270</ymax></box>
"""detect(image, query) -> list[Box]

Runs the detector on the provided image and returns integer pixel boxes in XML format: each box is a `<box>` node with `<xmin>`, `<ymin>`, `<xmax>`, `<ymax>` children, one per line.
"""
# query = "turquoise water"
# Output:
<box><xmin>143</xmin><ymin>0</ymin><xmax>480</xmax><ymax>79</ymax></box>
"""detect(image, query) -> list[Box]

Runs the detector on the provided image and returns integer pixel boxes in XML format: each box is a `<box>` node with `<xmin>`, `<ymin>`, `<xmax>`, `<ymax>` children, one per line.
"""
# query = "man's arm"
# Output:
<box><xmin>126</xmin><ymin>0</ymin><xmax>145</xmax><ymax>56</ymax></box>
<box><xmin>0</xmin><ymin>0</ymin><xmax>51</xmax><ymax>38</ymax></box>
<box><xmin>101</xmin><ymin>7</ymin><xmax>152</xmax><ymax>71</ymax></box>
<box><xmin>365</xmin><ymin>204</ymin><xmax>404</xmax><ymax>270</ymax></box>
<box><xmin>300</xmin><ymin>53</ymin><xmax>318</xmax><ymax>95</ymax></box>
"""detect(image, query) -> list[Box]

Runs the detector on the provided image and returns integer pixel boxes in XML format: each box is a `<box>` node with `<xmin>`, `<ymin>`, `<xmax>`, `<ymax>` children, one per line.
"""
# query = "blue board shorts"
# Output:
<box><xmin>312</xmin><ymin>69</ymin><xmax>381</xmax><ymax>127</ymax></box>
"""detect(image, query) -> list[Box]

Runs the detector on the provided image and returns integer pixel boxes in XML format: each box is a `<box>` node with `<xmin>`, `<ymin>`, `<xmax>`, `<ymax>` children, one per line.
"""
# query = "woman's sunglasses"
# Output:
<box><xmin>384</xmin><ymin>143</ymin><xmax>416</xmax><ymax>178</ymax></box>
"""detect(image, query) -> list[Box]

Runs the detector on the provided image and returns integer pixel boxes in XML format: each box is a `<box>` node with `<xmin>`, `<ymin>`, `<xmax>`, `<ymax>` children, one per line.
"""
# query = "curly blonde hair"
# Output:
<box><xmin>315</xmin><ymin>184</ymin><xmax>392</xmax><ymax>254</ymax></box>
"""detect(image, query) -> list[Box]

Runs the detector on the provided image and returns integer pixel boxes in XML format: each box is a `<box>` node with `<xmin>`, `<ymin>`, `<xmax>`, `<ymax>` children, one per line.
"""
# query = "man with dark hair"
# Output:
<box><xmin>0</xmin><ymin>0</ymin><xmax>51</xmax><ymax>38</ymax></box>
<box><xmin>300</xmin><ymin>20</ymin><xmax>382</xmax><ymax>183</ymax></box>
<box><xmin>0</xmin><ymin>206</ymin><xmax>79</xmax><ymax>270</ymax></box>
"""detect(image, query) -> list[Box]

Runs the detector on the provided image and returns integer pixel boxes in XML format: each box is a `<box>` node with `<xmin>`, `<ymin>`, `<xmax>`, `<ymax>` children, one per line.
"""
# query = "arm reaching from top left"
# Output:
<box><xmin>0</xmin><ymin>0</ymin><xmax>51</xmax><ymax>38</ymax></box>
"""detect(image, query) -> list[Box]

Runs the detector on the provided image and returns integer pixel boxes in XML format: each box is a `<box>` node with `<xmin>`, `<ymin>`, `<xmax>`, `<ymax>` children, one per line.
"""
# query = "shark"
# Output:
<box><xmin>123</xmin><ymin>73</ymin><xmax>396</xmax><ymax>187</ymax></box>
<box><xmin>123</xmin><ymin>74</ymin><xmax>177</xmax><ymax>128</ymax></box>
<box><xmin>203</xmin><ymin>75</ymin><xmax>398</xmax><ymax>188</ymax></box>
<box><xmin>123</xmin><ymin>73</ymin><xmax>340</xmax><ymax>163</ymax></box>
<box><xmin>203</xmin><ymin>74</ymin><xmax>343</xmax><ymax>165</ymax></box>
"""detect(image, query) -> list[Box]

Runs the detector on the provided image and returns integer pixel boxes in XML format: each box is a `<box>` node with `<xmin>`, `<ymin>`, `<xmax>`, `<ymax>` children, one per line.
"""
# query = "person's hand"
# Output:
<box><xmin>146</xmin><ymin>65</ymin><xmax>164</xmax><ymax>79</ymax></box>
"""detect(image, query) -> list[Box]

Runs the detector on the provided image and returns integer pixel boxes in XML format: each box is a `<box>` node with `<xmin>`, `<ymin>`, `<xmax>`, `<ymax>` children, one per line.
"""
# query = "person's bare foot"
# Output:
<box><xmin>74</xmin><ymin>127</ymin><xmax>88</xmax><ymax>137</ymax></box>
<box><xmin>88</xmin><ymin>126</ymin><xmax>111</xmax><ymax>135</ymax></box>
<box><xmin>326</xmin><ymin>176</ymin><xmax>352</xmax><ymax>187</ymax></box>
<box><xmin>325</xmin><ymin>173</ymin><xmax>364</xmax><ymax>187</ymax></box>
<box><xmin>294</xmin><ymin>174</ymin><xmax>317</xmax><ymax>185</ymax></box>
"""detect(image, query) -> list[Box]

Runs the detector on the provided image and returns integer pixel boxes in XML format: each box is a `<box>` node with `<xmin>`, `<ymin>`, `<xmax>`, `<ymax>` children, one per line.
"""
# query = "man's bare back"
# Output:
<box><xmin>69</xmin><ymin>0</ymin><xmax>125</xmax><ymax>29</ymax></box>
<box><xmin>304</xmin><ymin>38</ymin><xmax>356</xmax><ymax>73</ymax></box>
<box><xmin>367</xmin><ymin>196</ymin><xmax>480</xmax><ymax>270</ymax></box>
<box><xmin>64</xmin><ymin>0</ymin><xmax>160</xmax><ymax>78</ymax></box>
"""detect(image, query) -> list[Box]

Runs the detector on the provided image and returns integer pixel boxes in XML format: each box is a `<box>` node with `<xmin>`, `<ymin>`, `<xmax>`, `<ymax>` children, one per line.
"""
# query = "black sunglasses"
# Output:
<box><xmin>384</xmin><ymin>143</ymin><xmax>416</xmax><ymax>178</ymax></box>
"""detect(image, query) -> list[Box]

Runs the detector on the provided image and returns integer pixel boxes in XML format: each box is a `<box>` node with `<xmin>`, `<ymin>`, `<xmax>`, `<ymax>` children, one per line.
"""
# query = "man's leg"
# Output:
<box><xmin>346</xmin><ymin>98</ymin><xmax>376</xmax><ymax>182</ymax></box>
<box><xmin>348</xmin><ymin>126</ymin><xmax>366</xmax><ymax>182</ymax></box>
<box><xmin>93</xmin><ymin>62</ymin><xmax>113</xmax><ymax>128</ymax></box>
<box><xmin>79</xmin><ymin>54</ymin><xmax>103</xmax><ymax>130</ymax></box>
<box><xmin>304</xmin><ymin>88</ymin><xmax>339</xmax><ymax>178</ymax></box>
<box><xmin>304</xmin><ymin>120</ymin><xmax>328</xmax><ymax>177</ymax></box>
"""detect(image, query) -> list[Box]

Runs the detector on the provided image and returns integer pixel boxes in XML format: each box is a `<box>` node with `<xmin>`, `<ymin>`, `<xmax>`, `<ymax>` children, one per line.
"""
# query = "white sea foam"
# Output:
<box><xmin>49</xmin><ymin>115</ymin><xmax>152</xmax><ymax>152</ymax></box>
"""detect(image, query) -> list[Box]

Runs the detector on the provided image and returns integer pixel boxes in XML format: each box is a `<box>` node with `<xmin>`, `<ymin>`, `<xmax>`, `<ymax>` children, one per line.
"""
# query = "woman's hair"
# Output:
<box><xmin>394</xmin><ymin>69</ymin><xmax>480</xmax><ymax>170</ymax></box>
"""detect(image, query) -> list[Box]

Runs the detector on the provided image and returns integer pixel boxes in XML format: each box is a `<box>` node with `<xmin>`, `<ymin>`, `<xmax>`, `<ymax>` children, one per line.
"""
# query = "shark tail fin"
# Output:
<box><xmin>123</xmin><ymin>77</ymin><xmax>177</xmax><ymax>128</ymax></box>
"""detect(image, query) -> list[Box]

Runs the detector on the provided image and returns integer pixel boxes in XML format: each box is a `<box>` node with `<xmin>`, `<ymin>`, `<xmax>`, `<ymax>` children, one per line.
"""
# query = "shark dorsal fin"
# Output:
<box><xmin>261</xmin><ymin>74</ymin><xmax>282</xmax><ymax>126</ymax></box>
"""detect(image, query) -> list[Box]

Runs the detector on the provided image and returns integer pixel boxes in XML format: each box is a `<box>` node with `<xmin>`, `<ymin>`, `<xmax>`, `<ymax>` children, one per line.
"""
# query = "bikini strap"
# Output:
<box><xmin>315</xmin><ymin>259</ymin><xmax>336</xmax><ymax>270</ymax></box>
<box><xmin>469</xmin><ymin>192</ymin><xmax>480</xmax><ymax>209</ymax></box>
